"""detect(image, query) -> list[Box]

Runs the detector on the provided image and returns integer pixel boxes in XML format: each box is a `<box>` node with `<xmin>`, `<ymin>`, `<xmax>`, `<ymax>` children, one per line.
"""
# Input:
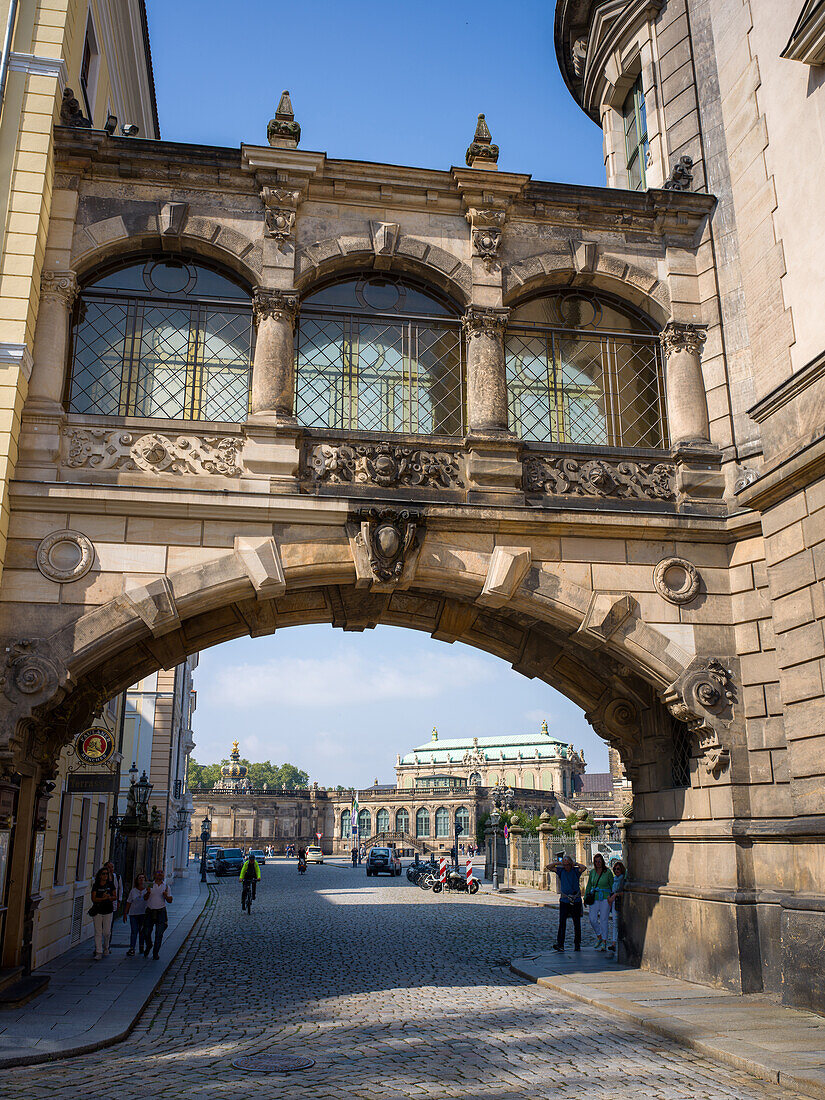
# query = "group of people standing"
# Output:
<box><xmin>550</xmin><ymin>852</ymin><xmax>626</xmax><ymax>953</ymax></box>
<box><xmin>89</xmin><ymin>864</ymin><xmax>173</xmax><ymax>961</ymax></box>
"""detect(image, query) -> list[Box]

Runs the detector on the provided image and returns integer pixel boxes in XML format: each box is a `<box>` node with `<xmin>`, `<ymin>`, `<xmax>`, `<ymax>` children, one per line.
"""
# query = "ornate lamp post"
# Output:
<box><xmin>134</xmin><ymin>769</ymin><xmax>152</xmax><ymax>825</ymax></box>
<box><xmin>199</xmin><ymin>815</ymin><xmax>211</xmax><ymax>883</ymax></box>
<box><xmin>489</xmin><ymin>781</ymin><xmax>514</xmax><ymax>892</ymax></box>
<box><xmin>490</xmin><ymin>805</ymin><xmax>500</xmax><ymax>891</ymax></box>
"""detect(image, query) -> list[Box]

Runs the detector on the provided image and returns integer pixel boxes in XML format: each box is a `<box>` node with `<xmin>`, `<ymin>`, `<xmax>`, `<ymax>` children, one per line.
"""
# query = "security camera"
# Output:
<box><xmin>120</xmin><ymin>123</ymin><xmax>139</xmax><ymax>137</ymax></box>
<box><xmin>104</xmin><ymin>114</ymin><xmax>117</xmax><ymax>135</ymax></box>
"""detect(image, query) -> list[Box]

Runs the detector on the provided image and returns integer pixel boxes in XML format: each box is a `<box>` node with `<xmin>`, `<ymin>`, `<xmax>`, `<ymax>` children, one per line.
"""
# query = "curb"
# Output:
<box><xmin>0</xmin><ymin>883</ymin><xmax>214</xmax><ymax>1071</ymax></box>
<box><xmin>510</xmin><ymin>961</ymin><xmax>825</xmax><ymax>1100</ymax></box>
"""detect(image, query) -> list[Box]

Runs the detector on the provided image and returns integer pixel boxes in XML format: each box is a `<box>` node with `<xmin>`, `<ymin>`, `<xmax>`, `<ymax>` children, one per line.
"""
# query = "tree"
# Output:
<box><xmin>187</xmin><ymin>758</ymin><xmax>309</xmax><ymax>790</ymax></box>
<box><xmin>276</xmin><ymin>763</ymin><xmax>309</xmax><ymax>789</ymax></box>
<box><xmin>188</xmin><ymin>759</ymin><xmax>225</xmax><ymax>788</ymax></box>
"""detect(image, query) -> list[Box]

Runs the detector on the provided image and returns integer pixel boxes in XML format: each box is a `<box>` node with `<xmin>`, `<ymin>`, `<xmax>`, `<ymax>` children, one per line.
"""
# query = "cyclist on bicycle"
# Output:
<box><xmin>239</xmin><ymin>852</ymin><xmax>261</xmax><ymax>912</ymax></box>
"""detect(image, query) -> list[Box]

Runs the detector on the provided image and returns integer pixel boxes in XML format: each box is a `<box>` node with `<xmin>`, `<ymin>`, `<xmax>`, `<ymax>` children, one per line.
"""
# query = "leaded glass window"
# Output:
<box><xmin>358</xmin><ymin>809</ymin><xmax>371</xmax><ymax>838</ymax></box>
<box><xmin>341</xmin><ymin>809</ymin><xmax>351</xmax><ymax>838</ymax></box>
<box><xmin>295</xmin><ymin>276</ymin><xmax>464</xmax><ymax>436</ymax></box>
<box><xmin>435</xmin><ymin>807</ymin><xmax>450</xmax><ymax>838</ymax></box>
<box><xmin>416</xmin><ymin>807</ymin><xmax>430</xmax><ymax>838</ymax></box>
<box><xmin>623</xmin><ymin>75</ymin><xmax>649</xmax><ymax>192</ymax></box>
<box><xmin>376</xmin><ymin>808</ymin><xmax>390</xmax><ymax>834</ymax></box>
<box><xmin>67</xmin><ymin>258</ymin><xmax>253</xmax><ymax>422</ymax></box>
<box><xmin>505</xmin><ymin>291</ymin><xmax>667</xmax><ymax>447</ymax></box>
<box><xmin>455</xmin><ymin>806</ymin><xmax>470</xmax><ymax>837</ymax></box>
<box><xmin>396</xmin><ymin>808</ymin><xmax>410</xmax><ymax>833</ymax></box>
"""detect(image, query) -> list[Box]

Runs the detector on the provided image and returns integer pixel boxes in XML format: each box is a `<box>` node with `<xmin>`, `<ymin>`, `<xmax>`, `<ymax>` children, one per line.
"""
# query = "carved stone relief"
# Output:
<box><xmin>661</xmin><ymin>657</ymin><xmax>735</xmax><ymax>776</ymax></box>
<box><xmin>654</xmin><ymin>557</ymin><xmax>700</xmax><ymax>605</ymax></box>
<box><xmin>36</xmin><ymin>530</ymin><xmax>95</xmax><ymax>583</ymax></box>
<box><xmin>260</xmin><ymin>187</ymin><xmax>300</xmax><ymax>241</ymax></box>
<box><xmin>1</xmin><ymin>641</ymin><xmax>66</xmax><ymax>708</ymax></box>
<box><xmin>523</xmin><ymin>455</ymin><xmax>676</xmax><ymax>501</ymax></box>
<box><xmin>466</xmin><ymin>208</ymin><xmax>506</xmax><ymax>265</ymax></box>
<box><xmin>355</xmin><ymin>507</ymin><xmax>423</xmax><ymax>583</ymax></box>
<box><xmin>63</xmin><ymin>429</ymin><xmax>243</xmax><ymax>477</ymax></box>
<box><xmin>303</xmin><ymin>442</ymin><xmax>462</xmax><ymax>490</ymax></box>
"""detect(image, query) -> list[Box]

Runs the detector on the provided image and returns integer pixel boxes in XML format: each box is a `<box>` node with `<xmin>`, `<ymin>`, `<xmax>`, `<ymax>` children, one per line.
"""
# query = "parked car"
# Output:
<box><xmin>205</xmin><ymin>846</ymin><xmax>222</xmax><ymax>872</ymax></box>
<box><xmin>305</xmin><ymin>845</ymin><xmax>324</xmax><ymax>863</ymax></box>
<box><xmin>366</xmin><ymin>847</ymin><xmax>402</xmax><ymax>877</ymax></box>
<box><xmin>214</xmin><ymin>847</ymin><xmax>245</xmax><ymax>876</ymax></box>
<box><xmin>248</xmin><ymin>849</ymin><xmax>266</xmax><ymax>865</ymax></box>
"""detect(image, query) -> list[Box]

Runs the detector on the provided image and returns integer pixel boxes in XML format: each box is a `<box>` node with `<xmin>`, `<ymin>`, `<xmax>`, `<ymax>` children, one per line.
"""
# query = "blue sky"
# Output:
<box><xmin>144</xmin><ymin>1</ymin><xmax>608</xmax><ymax>783</ymax></box>
<box><xmin>144</xmin><ymin>0</ymin><xmax>604</xmax><ymax>185</ymax></box>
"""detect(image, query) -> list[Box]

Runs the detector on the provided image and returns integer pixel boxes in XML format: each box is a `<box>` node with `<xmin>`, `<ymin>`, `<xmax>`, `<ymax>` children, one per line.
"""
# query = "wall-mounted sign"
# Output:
<box><xmin>75</xmin><ymin>727</ymin><xmax>115</xmax><ymax>766</ymax></box>
<box><xmin>67</xmin><ymin>773</ymin><xmax>118</xmax><ymax>794</ymax></box>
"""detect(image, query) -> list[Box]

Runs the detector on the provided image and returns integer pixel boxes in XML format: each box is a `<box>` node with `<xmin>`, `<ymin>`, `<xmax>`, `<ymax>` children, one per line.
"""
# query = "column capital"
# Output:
<box><xmin>660</xmin><ymin>321</ymin><xmax>707</xmax><ymax>358</ymax></box>
<box><xmin>40</xmin><ymin>270</ymin><xmax>78</xmax><ymax>309</ymax></box>
<box><xmin>462</xmin><ymin>305</ymin><xmax>509</xmax><ymax>339</ymax></box>
<box><xmin>253</xmin><ymin>287</ymin><xmax>300</xmax><ymax>328</ymax></box>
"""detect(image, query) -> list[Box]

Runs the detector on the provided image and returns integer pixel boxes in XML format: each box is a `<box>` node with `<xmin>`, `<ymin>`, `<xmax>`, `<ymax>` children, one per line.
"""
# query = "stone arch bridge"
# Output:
<box><xmin>0</xmin><ymin>119</ymin><xmax>815</xmax><ymax>1013</ymax></box>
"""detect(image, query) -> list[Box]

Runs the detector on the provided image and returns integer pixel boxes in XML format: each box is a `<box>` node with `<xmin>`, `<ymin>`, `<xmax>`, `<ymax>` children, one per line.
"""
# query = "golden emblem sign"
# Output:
<box><xmin>75</xmin><ymin>727</ymin><xmax>115</xmax><ymax>766</ymax></box>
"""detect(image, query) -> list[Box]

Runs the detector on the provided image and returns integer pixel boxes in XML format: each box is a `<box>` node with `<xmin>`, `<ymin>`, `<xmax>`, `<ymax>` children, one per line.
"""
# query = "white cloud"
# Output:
<box><xmin>201</xmin><ymin>650</ymin><xmax>492</xmax><ymax>710</ymax></box>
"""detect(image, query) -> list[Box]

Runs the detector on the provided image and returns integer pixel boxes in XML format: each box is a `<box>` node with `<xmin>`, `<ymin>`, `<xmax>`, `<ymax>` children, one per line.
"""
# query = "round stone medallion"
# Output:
<box><xmin>654</xmin><ymin>556</ymin><xmax>700</xmax><ymax>605</ymax></box>
<box><xmin>36</xmin><ymin>530</ymin><xmax>94</xmax><ymax>583</ymax></box>
<box><xmin>231</xmin><ymin>1054</ymin><xmax>315</xmax><ymax>1073</ymax></box>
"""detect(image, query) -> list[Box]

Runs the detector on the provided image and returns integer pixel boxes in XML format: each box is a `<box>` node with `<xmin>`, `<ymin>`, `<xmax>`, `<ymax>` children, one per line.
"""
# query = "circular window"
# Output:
<box><xmin>557</xmin><ymin>292</ymin><xmax>602</xmax><ymax>329</ymax></box>
<box><xmin>357</xmin><ymin>278</ymin><xmax>404</xmax><ymax>312</ymax></box>
<box><xmin>143</xmin><ymin>260</ymin><xmax>195</xmax><ymax>295</ymax></box>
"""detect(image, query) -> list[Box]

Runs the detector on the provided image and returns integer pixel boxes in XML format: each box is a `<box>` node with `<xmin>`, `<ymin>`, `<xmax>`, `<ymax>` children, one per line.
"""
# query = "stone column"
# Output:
<box><xmin>660</xmin><ymin>322</ymin><xmax>709</xmax><ymax>445</ymax></box>
<box><xmin>249</xmin><ymin>288</ymin><xmax>300</xmax><ymax>420</ymax></box>
<box><xmin>462</xmin><ymin>306</ymin><xmax>510</xmax><ymax>434</ymax></box>
<box><xmin>573</xmin><ymin>812</ymin><xmax>595</xmax><ymax>869</ymax></box>
<box><xmin>538</xmin><ymin>810</ymin><xmax>553</xmax><ymax>890</ymax></box>
<box><xmin>508</xmin><ymin>813</ymin><xmax>524</xmax><ymax>888</ymax></box>
<box><xmin>28</xmin><ymin>270</ymin><xmax>78</xmax><ymax>410</ymax></box>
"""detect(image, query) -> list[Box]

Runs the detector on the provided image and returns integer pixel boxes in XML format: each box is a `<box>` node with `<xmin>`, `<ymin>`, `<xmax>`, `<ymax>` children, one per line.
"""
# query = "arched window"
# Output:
<box><xmin>435</xmin><ymin>807</ymin><xmax>450</xmax><ymax>838</ymax></box>
<box><xmin>358</xmin><ymin>809</ymin><xmax>371</xmax><ymax>838</ymax></box>
<box><xmin>341</xmin><ymin>809</ymin><xmax>351</xmax><ymax>838</ymax></box>
<box><xmin>376</xmin><ymin>808</ymin><xmax>390</xmax><ymax>834</ymax></box>
<box><xmin>68</xmin><ymin>257</ymin><xmax>253</xmax><ymax>422</ymax></box>
<box><xmin>469</xmin><ymin>771</ymin><xmax>482</xmax><ymax>786</ymax></box>
<box><xmin>296</xmin><ymin>275</ymin><xmax>464</xmax><ymax>436</ymax></box>
<box><xmin>562</xmin><ymin>773</ymin><xmax>568</xmax><ymax>797</ymax></box>
<box><xmin>396</xmin><ymin>807</ymin><xmax>410</xmax><ymax>834</ymax></box>
<box><xmin>505</xmin><ymin>290</ymin><xmax>665</xmax><ymax>448</ymax></box>
<box><xmin>416</xmin><ymin>808</ymin><xmax>430</xmax><ymax>838</ymax></box>
<box><xmin>455</xmin><ymin>806</ymin><xmax>470</xmax><ymax>837</ymax></box>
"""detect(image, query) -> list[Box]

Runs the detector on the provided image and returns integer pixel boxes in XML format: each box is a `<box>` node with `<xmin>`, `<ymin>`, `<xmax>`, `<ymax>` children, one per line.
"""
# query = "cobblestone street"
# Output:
<box><xmin>0</xmin><ymin>863</ymin><xmax>812</xmax><ymax>1099</ymax></box>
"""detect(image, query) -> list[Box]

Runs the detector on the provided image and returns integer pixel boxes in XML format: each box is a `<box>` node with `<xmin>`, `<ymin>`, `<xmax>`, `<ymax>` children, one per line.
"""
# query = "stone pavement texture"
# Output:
<box><xmin>0</xmin><ymin>870</ymin><xmax>209</xmax><ymax>1066</ymax></box>
<box><xmin>0</xmin><ymin>860</ymin><xmax>816</xmax><ymax>1099</ymax></box>
<box><xmin>511</xmin><ymin>952</ymin><xmax>825</xmax><ymax>1100</ymax></box>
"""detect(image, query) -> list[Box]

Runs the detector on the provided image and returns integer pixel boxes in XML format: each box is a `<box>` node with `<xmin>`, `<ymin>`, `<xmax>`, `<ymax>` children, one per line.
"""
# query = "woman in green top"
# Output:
<box><xmin>585</xmin><ymin>853</ymin><xmax>614</xmax><ymax>951</ymax></box>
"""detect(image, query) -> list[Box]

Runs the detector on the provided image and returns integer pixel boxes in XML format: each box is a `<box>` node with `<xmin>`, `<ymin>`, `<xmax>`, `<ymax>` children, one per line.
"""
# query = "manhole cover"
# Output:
<box><xmin>232</xmin><ymin>1054</ymin><xmax>316</xmax><ymax>1073</ymax></box>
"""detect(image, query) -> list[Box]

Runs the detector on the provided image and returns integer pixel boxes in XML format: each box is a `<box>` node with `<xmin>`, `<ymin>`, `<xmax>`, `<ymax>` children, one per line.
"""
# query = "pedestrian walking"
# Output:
<box><xmin>359</xmin><ymin>844</ymin><xmax>365</xmax><ymax>864</ymax></box>
<box><xmin>607</xmin><ymin>860</ymin><xmax>626</xmax><ymax>952</ymax></box>
<box><xmin>550</xmin><ymin>855</ymin><xmax>585</xmax><ymax>952</ymax></box>
<box><xmin>123</xmin><ymin>872</ymin><xmax>150</xmax><ymax>956</ymax></box>
<box><xmin>351</xmin><ymin>846</ymin><xmax>358</xmax><ymax>868</ymax></box>
<box><xmin>584</xmin><ymin>853</ymin><xmax>614</xmax><ymax>951</ymax></box>
<box><xmin>106</xmin><ymin>860</ymin><xmax>123</xmax><ymax>913</ymax></box>
<box><xmin>143</xmin><ymin>870</ymin><xmax>172</xmax><ymax>960</ymax></box>
<box><xmin>89</xmin><ymin>867</ymin><xmax>117</xmax><ymax>960</ymax></box>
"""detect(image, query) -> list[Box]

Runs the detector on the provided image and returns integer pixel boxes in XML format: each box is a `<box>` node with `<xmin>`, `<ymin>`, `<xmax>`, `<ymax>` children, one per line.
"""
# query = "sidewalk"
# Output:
<box><xmin>511</xmin><ymin>948</ymin><xmax>825</xmax><ymax>1100</ymax></box>
<box><xmin>0</xmin><ymin>870</ymin><xmax>212</xmax><ymax>1069</ymax></box>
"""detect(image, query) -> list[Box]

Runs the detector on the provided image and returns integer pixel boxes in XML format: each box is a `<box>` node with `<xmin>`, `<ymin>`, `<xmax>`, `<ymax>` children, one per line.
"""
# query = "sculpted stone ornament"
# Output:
<box><xmin>462</xmin><ymin>305</ymin><xmax>509</xmax><ymax>340</ymax></box>
<box><xmin>40</xmin><ymin>270</ymin><xmax>78</xmax><ymax>308</ymax></box>
<box><xmin>260</xmin><ymin>187</ymin><xmax>300</xmax><ymax>241</ymax></box>
<box><xmin>663</xmin><ymin>156</ymin><xmax>694</xmax><ymax>191</ymax></box>
<box><xmin>60</xmin><ymin>88</ymin><xmax>90</xmax><ymax>128</ymax></box>
<box><xmin>36</xmin><ymin>530</ymin><xmax>95</xmax><ymax>583</ymax></box>
<box><xmin>357</xmin><ymin>507</ymin><xmax>423</xmax><ymax>583</ymax></box>
<box><xmin>466</xmin><ymin>208</ymin><xmax>506</xmax><ymax>264</ymax></box>
<box><xmin>660</xmin><ymin>322</ymin><xmax>707</xmax><ymax>358</ymax></box>
<box><xmin>465</xmin><ymin>113</ymin><xmax>499</xmax><ymax>168</ymax></box>
<box><xmin>523</xmin><ymin>455</ymin><xmax>676</xmax><ymax>501</ymax></box>
<box><xmin>654</xmin><ymin>557</ymin><xmax>701</xmax><ymax>605</ymax></box>
<box><xmin>266</xmin><ymin>90</ymin><xmax>301</xmax><ymax>147</ymax></box>
<box><xmin>734</xmin><ymin>466</ymin><xmax>759</xmax><ymax>493</ymax></box>
<box><xmin>304</xmin><ymin>441</ymin><xmax>462</xmax><ymax>490</ymax></box>
<box><xmin>662</xmin><ymin>657</ymin><xmax>735</xmax><ymax>777</ymax></box>
<box><xmin>64</xmin><ymin>428</ymin><xmax>243</xmax><ymax>477</ymax></box>
<box><xmin>253</xmin><ymin>288</ymin><xmax>300</xmax><ymax>328</ymax></box>
<box><xmin>1</xmin><ymin>641</ymin><xmax>66</xmax><ymax>707</ymax></box>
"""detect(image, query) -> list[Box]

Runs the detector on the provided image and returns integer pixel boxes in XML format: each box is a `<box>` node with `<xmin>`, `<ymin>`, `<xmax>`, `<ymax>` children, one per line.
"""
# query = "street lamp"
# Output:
<box><xmin>134</xmin><ymin>770</ymin><xmax>152</xmax><ymax>823</ymax></box>
<box><xmin>490</xmin><ymin>807</ymin><xmax>501</xmax><ymax>891</ymax></box>
<box><xmin>199</xmin><ymin>815</ymin><xmax>210</xmax><ymax>883</ymax></box>
<box><xmin>176</xmin><ymin>807</ymin><xmax>188</xmax><ymax>830</ymax></box>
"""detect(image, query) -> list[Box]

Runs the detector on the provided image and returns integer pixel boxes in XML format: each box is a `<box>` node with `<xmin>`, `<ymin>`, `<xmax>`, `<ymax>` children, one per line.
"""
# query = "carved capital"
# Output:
<box><xmin>461</xmin><ymin>306</ymin><xmax>509</xmax><ymax>340</ymax></box>
<box><xmin>661</xmin><ymin>657</ymin><xmax>736</xmax><ymax>776</ymax></box>
<box><xmin>660</xmin><ymin>321</ymin><xmax>707</xmax><ymax>359</ymax></box>
<box><xmin>253</xmin><ymin>288</ymin><xmax>300</xmax><ymax>328</ymax></box>
<box><xmin>40</xmin><ymin>270</ymin><xmax>78</xmax><ymax>309</ymax></box>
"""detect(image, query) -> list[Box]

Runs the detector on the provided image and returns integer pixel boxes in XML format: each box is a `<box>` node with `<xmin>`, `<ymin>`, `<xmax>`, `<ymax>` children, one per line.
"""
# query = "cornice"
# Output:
<box><xmin>737</xmin><ymin>427</ymin><xmax>825</xmax><ymax>513</ymax></box>
<box><xmin>748</xmin><ymin>348</ymin><xmax>825</xmax><ymax>424</ymax></box>
<box><xmin>9</xmin><ymin>52</ymin><xmax>68</xmax><ymax>91</ymax></box>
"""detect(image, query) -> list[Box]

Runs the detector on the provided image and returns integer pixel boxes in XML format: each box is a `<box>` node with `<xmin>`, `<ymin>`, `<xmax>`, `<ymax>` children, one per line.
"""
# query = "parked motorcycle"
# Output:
<box><xmin>432</xmin><ymin>869</ymin><xmax>479</xmax><ymax>895</ymax></box>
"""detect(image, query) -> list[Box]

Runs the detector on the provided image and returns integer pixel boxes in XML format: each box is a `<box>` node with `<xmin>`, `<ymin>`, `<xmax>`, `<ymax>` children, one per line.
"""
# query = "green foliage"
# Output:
<box><xmin>188</xmin><ymin>758</ymin><xmax>309</xmax><ymax>790</ymax></box>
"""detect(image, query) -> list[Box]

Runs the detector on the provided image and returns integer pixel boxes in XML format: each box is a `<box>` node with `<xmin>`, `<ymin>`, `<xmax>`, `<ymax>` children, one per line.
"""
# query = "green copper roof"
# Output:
<box><xmin>399</xmin><ymin>729</ymin><xmax>580</xmax><ymax>766</ymax></box>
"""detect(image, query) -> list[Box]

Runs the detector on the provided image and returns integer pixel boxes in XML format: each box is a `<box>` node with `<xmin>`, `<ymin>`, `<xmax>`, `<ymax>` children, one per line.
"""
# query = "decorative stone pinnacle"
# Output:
<box><xmin>267</xmin><ymin>90</ymin><xmax>301</xmax><ymax>148</ymax></box>
<box><xmin>465</xmin><ymin>113</ymin><xmax>499</xmax><ymax>168</ymax></box>
<box><xmin>660</xmin><ymin>321</ymin><xmax>707</xmax><ymax>358</ymax></box>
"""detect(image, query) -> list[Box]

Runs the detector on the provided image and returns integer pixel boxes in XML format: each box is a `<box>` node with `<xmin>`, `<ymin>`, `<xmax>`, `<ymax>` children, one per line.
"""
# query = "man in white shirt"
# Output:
<box><xmin>143</xmin><ymin>870</ymin><xmax>173</xmax><ymax>959</ymax></box>
<box><xmin>105</xmin><ymin>861</ymin><xmax>123</xmax><ymax>907</ymax></box>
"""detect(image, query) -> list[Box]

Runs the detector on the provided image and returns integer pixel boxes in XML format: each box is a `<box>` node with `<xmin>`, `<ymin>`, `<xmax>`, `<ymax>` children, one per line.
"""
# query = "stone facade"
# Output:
<box><xmin>0</xmin><ymin>0</ymin><xmax>821</xmax><ymax>1011</ymax></box>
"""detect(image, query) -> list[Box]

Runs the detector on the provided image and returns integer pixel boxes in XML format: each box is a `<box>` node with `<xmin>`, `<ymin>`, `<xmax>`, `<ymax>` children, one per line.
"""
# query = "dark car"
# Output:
<box><xmin>214</xmin><ymin>847</ymin><xmax>244</xmax><ymax>876</ymax></box>
<box><xmin>366</xmin><ymin>846</ymin><xmax>402</xmax><ymax>877</ymax></box>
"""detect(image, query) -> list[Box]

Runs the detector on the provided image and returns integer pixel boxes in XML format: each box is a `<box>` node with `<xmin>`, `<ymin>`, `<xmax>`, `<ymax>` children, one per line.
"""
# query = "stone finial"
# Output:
<box><xmin>465</xmin><ymin>113</ymin><xmax>499</xmax><ymax>169</ymax></box>
<box><xmin>431</xmin><ymin>727</ymin><xmax>438</xmax><ymax>742</ymax></box>
<box><xmin>541</xmin><ymin>719</ymin><xmax>549</xmax><ymax>735</ymax></box>
<box><xmin>267</xmin><ymin>90</ymin><xmax>301</xmax><ymax>149</ymax></box>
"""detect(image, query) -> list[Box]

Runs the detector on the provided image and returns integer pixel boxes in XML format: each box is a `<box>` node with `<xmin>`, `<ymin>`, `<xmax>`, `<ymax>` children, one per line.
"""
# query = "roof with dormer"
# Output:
<box><xmin>399</xmin><ymin>725</ymin><xmax>582</xmax><ymax>767</ymax></box>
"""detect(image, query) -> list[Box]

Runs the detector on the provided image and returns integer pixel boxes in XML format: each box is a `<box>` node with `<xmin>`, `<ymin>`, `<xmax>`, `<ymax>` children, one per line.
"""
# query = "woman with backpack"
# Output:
<box><xmin>584</xmin><ymin>853</ymin><xmax>614</xmax><ymax>951</ymax></box>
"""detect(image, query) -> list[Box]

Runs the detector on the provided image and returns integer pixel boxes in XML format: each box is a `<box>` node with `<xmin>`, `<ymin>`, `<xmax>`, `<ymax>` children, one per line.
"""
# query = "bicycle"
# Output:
<box><xmin>241</xmin><ymin>878</ymin><xmax>256</xmax><ymax>913</ymax></box>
